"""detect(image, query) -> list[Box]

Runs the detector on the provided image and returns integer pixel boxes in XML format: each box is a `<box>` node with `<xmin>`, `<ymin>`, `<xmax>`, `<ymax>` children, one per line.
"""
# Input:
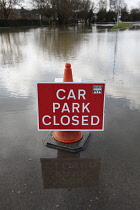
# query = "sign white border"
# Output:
<box><xmin>36</xmin><ymin>82</ymin><xmax>105</xmax><ymax>131</ymax></box>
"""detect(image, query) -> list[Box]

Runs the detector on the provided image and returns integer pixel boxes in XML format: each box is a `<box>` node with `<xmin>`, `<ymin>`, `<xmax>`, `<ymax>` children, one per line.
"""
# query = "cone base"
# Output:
<box><xmin>43</xmin><ymin>131</ymin><xmax>91</xmax><ymax>153</ymax></box>
<box><xmin>53</xmin><ymin>131</ymin><xmax>83</xmax><ymax>143</ymax></box>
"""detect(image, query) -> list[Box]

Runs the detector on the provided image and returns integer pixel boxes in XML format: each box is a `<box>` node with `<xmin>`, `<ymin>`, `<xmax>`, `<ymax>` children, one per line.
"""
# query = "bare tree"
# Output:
<box><xmin>31</xmin><ymin>0</ymin><xmax>93</xmax><ymax>24</ymax></box>
<box><xmin>32</xmin><ymin>0</ymin><xmax>52</xmax><ymax>19</ymax></box>
<box><xmin>32</xmin><ymin>0</ymin><xmax>50</xmax><ymax>10</ymax></box>
<box><xmin>50</xmin><ymin>0</ymin><xmax>93</xmax><ymax>23</ymax></box>
<box><xmin>0</xmin><ymin>0</ymin><xmax>22</xmax><ymax>18</ymax></box>
<box><xmin>76</xmin><ymin>0</ymin><xmax>93</xmax><ymax>23</ymax></box>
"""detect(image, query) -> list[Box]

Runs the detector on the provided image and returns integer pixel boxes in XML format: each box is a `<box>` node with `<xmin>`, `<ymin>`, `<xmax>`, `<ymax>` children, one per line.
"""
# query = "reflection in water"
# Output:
<box><xmin>0</xmin><ymin>30</ymin><xmax>27</xmax><ymax>66</ymax></box>
<box><xmin>36</xmin><ymin>26</ymin><xmax>87</xmax><ymax>61</ymax></box>
<box><xmin>112</xmin><ymin>31</ymin><xmax>118</xmax><ymax>81</ymax></box>
<box><xmin>40</xmin><ymin>157</ymin><xmax>101</xmax><ymax>189</ymax></box>
<box><xmin>0</xmin><ymin>26</ymin><xmax>140</xmax><ymax>109</ymax></box>
<box><xmin>0</xmin><ymin>29</ymin><xmax>44</xmax><ymax>98</ymax></box>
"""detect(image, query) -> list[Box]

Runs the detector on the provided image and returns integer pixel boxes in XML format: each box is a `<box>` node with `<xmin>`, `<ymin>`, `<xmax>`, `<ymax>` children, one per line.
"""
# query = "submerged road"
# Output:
<box><xmin>0</xmin><ymin>25</ymin><xmax>140</xmax><ymax>210</ymax></box>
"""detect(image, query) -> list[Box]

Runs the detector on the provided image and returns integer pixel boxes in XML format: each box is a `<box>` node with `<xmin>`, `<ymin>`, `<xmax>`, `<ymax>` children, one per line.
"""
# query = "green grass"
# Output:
<box><xmin>111</xmin><ymin>22</ymin><xmax>133</xmax><ymax>30</ymax></box>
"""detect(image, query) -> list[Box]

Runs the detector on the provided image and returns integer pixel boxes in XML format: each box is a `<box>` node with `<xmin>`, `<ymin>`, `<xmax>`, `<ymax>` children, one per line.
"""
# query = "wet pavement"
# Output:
<box><xmin>0</xmin><ymin>25</ymin><xmax>140</xmax><ymax>210</ymax></box>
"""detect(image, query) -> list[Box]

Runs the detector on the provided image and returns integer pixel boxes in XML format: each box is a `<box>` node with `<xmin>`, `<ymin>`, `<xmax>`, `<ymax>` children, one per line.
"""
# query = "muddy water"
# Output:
<box><xmin>0</xmin><ymin>25</ymin><xmax>140</xmax><ymax>210</ymax></box>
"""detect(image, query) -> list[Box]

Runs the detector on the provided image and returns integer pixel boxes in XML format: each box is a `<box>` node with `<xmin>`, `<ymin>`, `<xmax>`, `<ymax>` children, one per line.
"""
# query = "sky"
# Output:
<box><xmin>23</xmin><ymin>0</ymin><xmax>140</xmax><ymax>10</ymax></box>
<box><xmin>92</xmin><ymin>0</ymin><xmax>140</xmax><ymax>9</ymax></box>
<box><xmin>125</xmin><ymin>0</ymin><xmax>140</xmax><ymax>8</ymax></box>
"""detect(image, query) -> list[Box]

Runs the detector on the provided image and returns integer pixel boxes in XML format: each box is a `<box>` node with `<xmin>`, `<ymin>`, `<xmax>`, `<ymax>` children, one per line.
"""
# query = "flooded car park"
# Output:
<box><xmin>0</xmin><ymin>25</ymin><xmax>140</xmax><ymax>209</ymax></box>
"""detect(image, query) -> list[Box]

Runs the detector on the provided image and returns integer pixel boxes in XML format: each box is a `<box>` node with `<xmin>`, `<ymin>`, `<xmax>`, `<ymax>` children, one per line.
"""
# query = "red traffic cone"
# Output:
<box><xmin>63</xmin><ymin>63</ymin><xmax>73</xmax><ymax>82</ymax></box>
<box><xmin>53</xmin><ymin>63</ymin><xmax>83</xmax><ymax>143</ymax></box>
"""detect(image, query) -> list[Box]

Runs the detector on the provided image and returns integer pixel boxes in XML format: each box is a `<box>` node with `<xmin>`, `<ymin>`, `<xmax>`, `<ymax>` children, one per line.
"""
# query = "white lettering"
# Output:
<box><xmin>53</xmin><ymin>115</ymin><xmax>60</xmax><ymax>125</ymax></box>
<box><xmin>53</xmin><ymin>103</ymin><xmax>60</xmax><ymax>112</ymax></box>
<box><xmin>72</xmin><ymin>116</ymin><xmax>79</xmax><ymax>125</ymax></box>
<box><xmin>56</xmin><ymin>89</ymin><xmax>66</xmax><ymax>100</ymax></box>
<box><xmin>78</xmin><ymin>89</ymin><xmax>86</xmax><ymax>100</ymax></box>
<box><xmin>60</xmin><ymin>115</ymin><xmax>70</xmax><ymax>125</ymax></box>
<box><xmin>82</xmin><ymin>103</ymin><xmax>90</xmax><ymax>113</ymax></box>
<box><xmin>67</xmin><ymin>89</ymin><xmax>76</xmax><ymax>100</ymax></box>
<box><xmin>91</xmin><ymin>116</ymin><xmax>100</xmax><ymax>125</ymax></box>
<box><xmin>42</xmin><ymin>115</ymin><xmax>100</xmax><ymax>127</ymax></box>
<box><xmin>62</xmin><ymin>103</ymin><xmax>70</xmax><ymax>113</ymax></box>
<box><xmin>82</xmin><ymin>115</ymin><xmax>89</xmax><ymax>125</ymax></box>
<box><xmin>42</xmin><ymin>115</ymin><xmax>51</xmax><ymax>125</ymax></box>
<box><xmin>72</xmin><ymin>103</ymin><xmax>80</xmax><ymax>113</ymax></box>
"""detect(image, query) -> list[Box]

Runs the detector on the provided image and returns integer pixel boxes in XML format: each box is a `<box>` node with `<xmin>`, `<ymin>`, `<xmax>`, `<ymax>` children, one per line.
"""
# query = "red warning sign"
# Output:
<box><xmin>37</xmin><ymin>83</ymin><xmax>105</xmax><ymax>131</ymax></box>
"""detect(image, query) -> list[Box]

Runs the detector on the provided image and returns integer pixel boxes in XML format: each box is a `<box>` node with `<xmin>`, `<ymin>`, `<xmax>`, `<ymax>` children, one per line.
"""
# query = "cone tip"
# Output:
<box><xmin>65</xmin><ymin>63</ymin><xmax>71</xmax><ymax>68</ymax></box>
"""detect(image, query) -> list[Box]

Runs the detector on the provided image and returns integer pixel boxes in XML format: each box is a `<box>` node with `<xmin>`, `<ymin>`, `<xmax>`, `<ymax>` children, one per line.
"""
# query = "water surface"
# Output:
<box><xmin>0</xmin><ymin>25</ymin><xmax>140</xmax><ymax>210</ymax></box>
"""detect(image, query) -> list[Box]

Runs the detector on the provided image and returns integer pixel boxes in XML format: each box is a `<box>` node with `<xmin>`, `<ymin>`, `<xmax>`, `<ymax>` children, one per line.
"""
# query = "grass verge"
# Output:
<box><xmin>111</xmin><ymin>22</ymin><xmax>133</xmax><ymax>30</ymax></box>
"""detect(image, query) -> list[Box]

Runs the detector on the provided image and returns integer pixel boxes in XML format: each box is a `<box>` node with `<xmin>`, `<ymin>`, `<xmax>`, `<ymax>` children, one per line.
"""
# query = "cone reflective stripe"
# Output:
<box><xmin>53</xmin><ymin>63</ymin><xmax>83</xmax><ymax>143</ymax></box>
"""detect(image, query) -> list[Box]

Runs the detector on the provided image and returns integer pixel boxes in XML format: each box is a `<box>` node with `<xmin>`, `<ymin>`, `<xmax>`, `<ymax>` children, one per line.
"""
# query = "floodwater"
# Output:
<box><xmin>0</xmin><ymin>25</ymin><xmax>140</xmax><ymax>210</ymax></box>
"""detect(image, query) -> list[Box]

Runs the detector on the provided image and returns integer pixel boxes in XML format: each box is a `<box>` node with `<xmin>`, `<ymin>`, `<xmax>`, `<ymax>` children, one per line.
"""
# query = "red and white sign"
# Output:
<box><xmin>37</xmin><ymin>83</ymin><xmax>105</xmax><ymax>131</ymax></box>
